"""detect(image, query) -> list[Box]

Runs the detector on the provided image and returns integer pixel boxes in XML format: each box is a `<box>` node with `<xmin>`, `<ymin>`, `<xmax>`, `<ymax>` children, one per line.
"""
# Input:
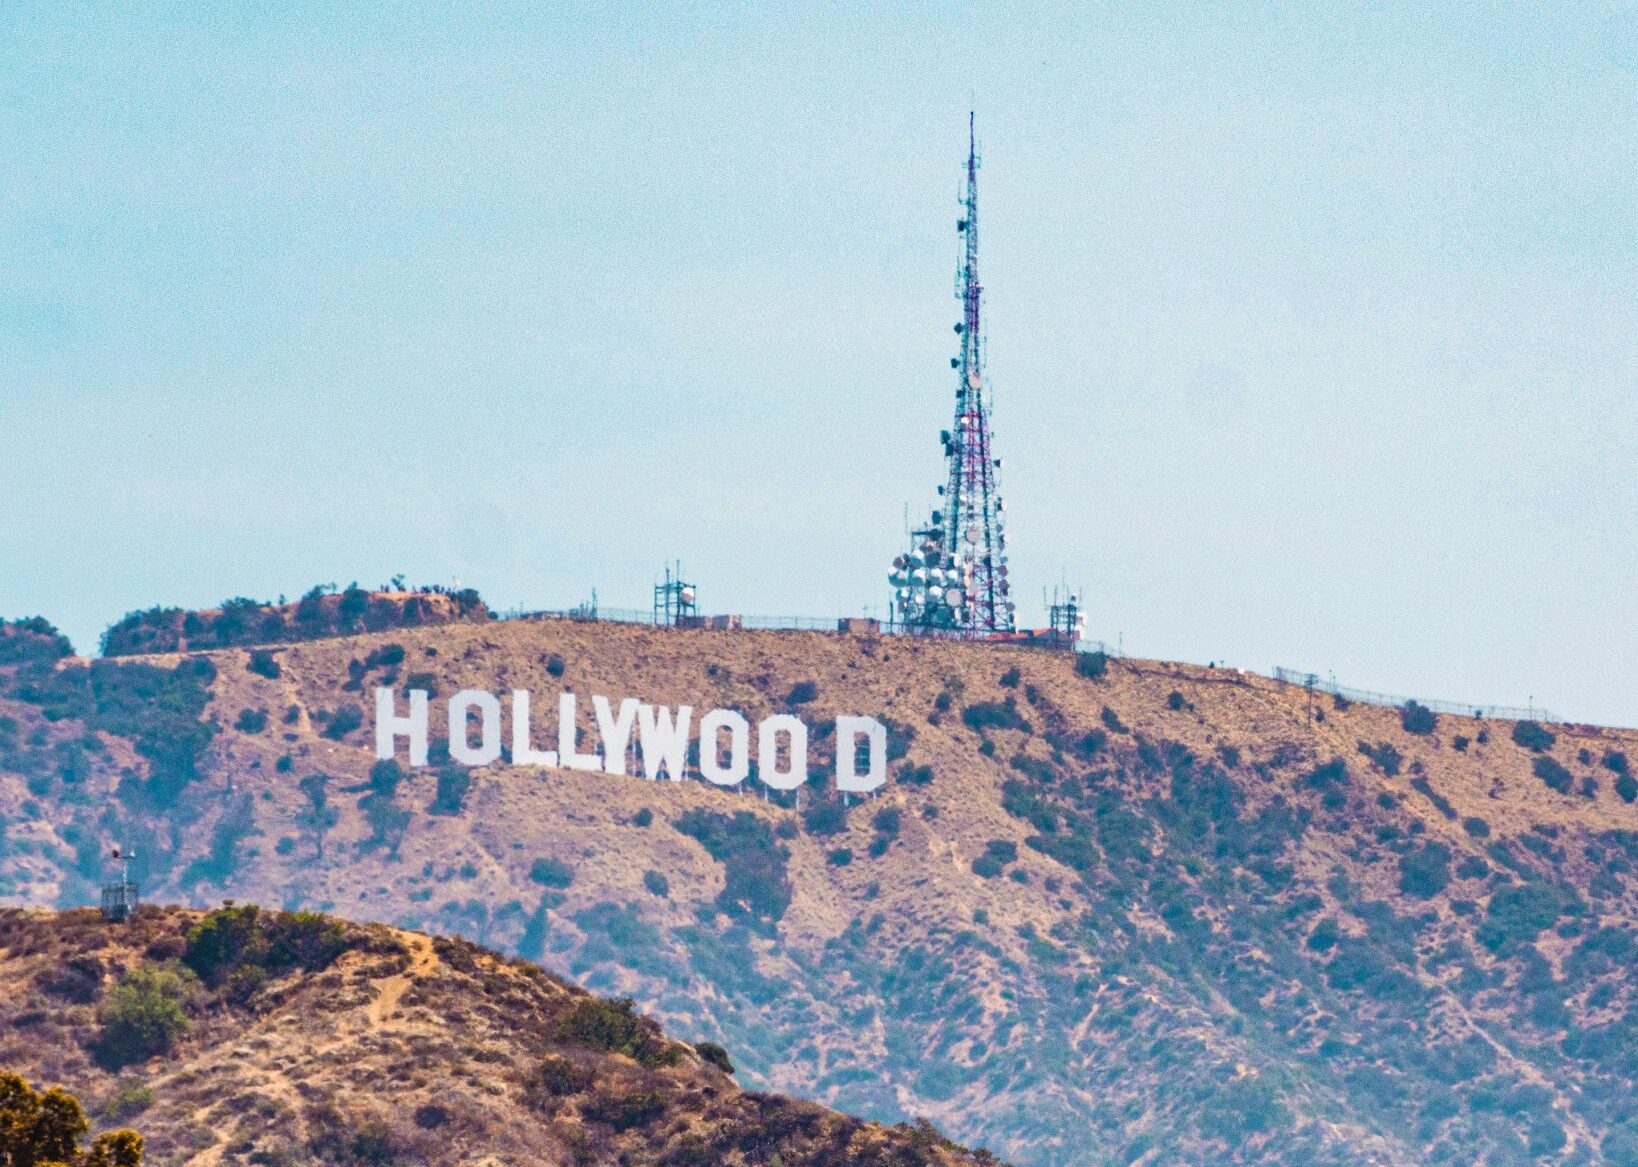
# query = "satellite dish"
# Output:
<box><xmin>927</xmin><ymin>586</ymin><xmax>944</xmax><ymax>601</ymax></box>
<box><xmin>967</xmin><ymin>369</ymin><xmax>981</xmax><ymax>390</ymax></box>
<box><xmin>945</xmin><ymin>587</ymin><xmax>965</xmax><ymax>607</ymax></box>
<box><xmin>679</xmin><ymin>586</ymin><xmax>696</xmax><ymax>604</ymax></box>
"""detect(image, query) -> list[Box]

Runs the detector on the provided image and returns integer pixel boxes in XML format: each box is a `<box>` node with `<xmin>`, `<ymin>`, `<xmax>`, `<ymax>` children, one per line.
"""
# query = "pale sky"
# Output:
<box><xmin>2</xmin><ymin>4</ymin><xmax>1634</xmax><ymax>724</ymax></box>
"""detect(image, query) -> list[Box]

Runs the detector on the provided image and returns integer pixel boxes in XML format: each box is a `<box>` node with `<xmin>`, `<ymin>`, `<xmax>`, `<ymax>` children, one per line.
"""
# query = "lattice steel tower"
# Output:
<box><xmin>890</xmin><ymin>115</ymin><xmax>1015</xmax><ymax>635</ymax></box>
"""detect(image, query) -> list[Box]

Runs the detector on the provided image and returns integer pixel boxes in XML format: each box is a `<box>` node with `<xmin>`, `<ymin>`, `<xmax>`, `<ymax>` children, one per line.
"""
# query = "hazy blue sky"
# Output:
<box><xmin>2</xmin><ymin>4</ymin><xmax>1634</xmax><ymax>724</ymax></box>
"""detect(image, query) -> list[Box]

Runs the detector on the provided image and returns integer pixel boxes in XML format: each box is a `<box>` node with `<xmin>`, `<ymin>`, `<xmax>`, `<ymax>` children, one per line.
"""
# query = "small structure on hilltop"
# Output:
<box><xmin>654</xmin><ymin>562</ymin><xmax>698</xmax><ymax>626</ymax></box>
<box><xmin>100</xmin><ymin>845</ymin><xmax>139</xmax><ymax>923</ymax></box>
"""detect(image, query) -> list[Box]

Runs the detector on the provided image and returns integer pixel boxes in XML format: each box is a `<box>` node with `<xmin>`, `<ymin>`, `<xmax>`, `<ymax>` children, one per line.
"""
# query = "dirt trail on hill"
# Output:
<box><xmin>369</xmin><ymin>932</ymin><xmax>439</xmax><ymax>1027</ymax></box>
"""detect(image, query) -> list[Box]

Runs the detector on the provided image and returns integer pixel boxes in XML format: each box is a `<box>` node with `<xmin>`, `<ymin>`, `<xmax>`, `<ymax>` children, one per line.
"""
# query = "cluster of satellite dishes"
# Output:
<box><xmin>890</xmin><ymin>527</ymin><xmax>972</xmax><ymax>627</ymax></box>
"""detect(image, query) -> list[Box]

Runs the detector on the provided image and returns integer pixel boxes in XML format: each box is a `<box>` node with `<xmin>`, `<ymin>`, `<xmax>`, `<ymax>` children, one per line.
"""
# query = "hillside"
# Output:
<box><xmin>2</xmin><ymin>613</ymin><xmax>1637</xmax><ymax>1165</ymax></box>
<box><xmin>0</xmin><ymin>904</ymin><xmax>994</xmax><ymax>1166</ymax></box>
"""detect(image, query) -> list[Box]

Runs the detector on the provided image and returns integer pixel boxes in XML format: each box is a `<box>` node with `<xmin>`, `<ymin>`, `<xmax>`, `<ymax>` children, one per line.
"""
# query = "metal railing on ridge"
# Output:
<box><xmin>1272</xmin><ymin>667</ymin><xmax>1557</xmax><ymax>724</ymax></box>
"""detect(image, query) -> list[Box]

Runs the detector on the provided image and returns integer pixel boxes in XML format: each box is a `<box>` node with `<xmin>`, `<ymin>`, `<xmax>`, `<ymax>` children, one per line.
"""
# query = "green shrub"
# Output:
<box><xmin>632</xmin><ymin>808</ymin><xmax>653</xmax><ymax>827</ymax></box>
<box><xmin>584</xmin><ymin>1089</ymin><xmax>666</xmax><ymax>1132</ymax></box>
<box><xmin>1410</xmin><ymin>777</ymin><xmax>1456</xmax><ymax>819</ymax></box>
<box><xmin>529</xmin><ymin>858</ymin><xmax>574</xmax><ymax>889</ymax></box>
<box><xmin>1477</xmin><ymin>883</ymin><xmax>1570</xmax><ymax>955</ymax></box>
<box><xmin>642</xmin><ymin>870</ymin><xmax>669</xmax><ymax>897</ymax></box>
<box><xmin>274</xmin><ymin>754</ymin><xmax>293</xmax><ymax>773</ymax></box>
<box><xmin>183</xmin><ymin>903</ymin><xmax>267</xmax><ymax>984</ymax></box>
<box><xmin>803</xmin><ymin>801</ymin><xmax>847</xmax><ymax>836</ymax></box>
<box><xmin>1603</xmin><ymin>750</ymin><xmax>1630</xmax><ymax>775</ymax></box>
<box><xmin>999</xmin><ymin>667</ymin><xmax>1021</xmax><ymax>688</ymax></box>
<box><xmin>545</xmin><ymin>654</ymin><xmax>567</xmax><ymax>678</ymax></box>
<box><xmin>1533</xmin><ymin>755</ymin><xmax>1573</xmax><ymax>794</ymax></box>
<box><xmin>985</xmin><ymin>839</ymin><xmax>1018</xmax><ymax>864</ymax></box>
<box><xmin>1075</xmin><ymin>651</ymin><xmax>1108</xmax><ymax>680</ymax></box>
<box><xmin>1618</xmin><ymin>774</ymin><xmax>1638</xmax><ymax>804</ymax></box>
<box><xmin>1304</xmin><ymin>759</ymin><xmax>1348</xmax><ymax>789</ymax></box>
<box><xmin>961</xmin><ymin>700</ymin><xmax>1029</xmax><ymax>733</ymax></box>
<box><xmin>972</xmin><ymin>854</ymin><xmax>1004</xmax><ymax>879</ymax></box>
<box><xmin>97</xmin><ymin>965</ymin><xmax>195</xmax><ymax>1067</ymax></box>
<box><xmin>872</xmin><ymin>806</ymin><xmax>901</xmax><ymax>837</ymax></box>
<box><xmin>406</xmin><ymin>671</ymin><xmax>438</xmax><ymax>696</ymax></box>
<box><xmin>786</xmin><ymin>680</ymin><xmax>820</xmax><ymax>705</ymax></box>
<box><xmin>105</xmin><ymin>1076</ymin><xmax>155</xmax><ymax>1121</ymax></box>
<box><xmin>1358</xmin><ymin>741</ymin><xmax>1402</xmax><ymax>776</ymax></box>
<box><xmin>234</xmin><ymin>708</ymin><xmax>268</xmax><ymax>734</ymax></box>
<box><xmin>321</xmin><ymin>705</ymin><xmax>363</xmax><ymax>741</ymax></box>
<box><xmin>246</xmin><ymin>650</ymin><xmax>281</xmax><ymax>679</ymax></box>
<box><xmin>675</xmin><ymin>809</ymin><xmax>791</xmax><ymax>926</ymax></box>
<box><xmin>525</xmin><ymin>1054</ymin><xmax>593</xmax><ymax>1103</ymax></box>
<box><xmin>1512</xmin><ymin>720</ymin><xmax>1556</xmax><ymax>752</ymax></box>
<box><xmin>184</xmin><ymin>903</ymin><xmax>347</xmax><ymax>989</ymax></box>
<box><xmin>555</xmin><ymin>996</ymin><xmax>675</xmax><ymax>1067</ymax></box>
<box><xmin>1400</xmin><ymin>701</ymin><xmax>1437</xmax><ymax>734</ymax></box>
<box><xmin>1398</xmin><ymin>843</ymin><xmax>1451</xmax><ymax>899</ymax></box>
<box><xmin>427</xmin><ymin>765</ymin><xmax>471</xmax><ymax>815</ymax></box>
<box><xmin>695</xmin><ymin>1041</ymin><xmax>734</xmax><ymax>1074</ymax></box>
<box><xmin>898</xmin><ymin>763</ymin><xmax>934</xmax><ymax>785</ymax></box>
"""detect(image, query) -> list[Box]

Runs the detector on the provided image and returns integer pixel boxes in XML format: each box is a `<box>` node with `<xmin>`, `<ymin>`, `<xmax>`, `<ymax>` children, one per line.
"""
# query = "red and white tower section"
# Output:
<box><xmin>892</xmin><ymin>115</ymin><xmax>1016</xmax><ymax>636</ymax></box>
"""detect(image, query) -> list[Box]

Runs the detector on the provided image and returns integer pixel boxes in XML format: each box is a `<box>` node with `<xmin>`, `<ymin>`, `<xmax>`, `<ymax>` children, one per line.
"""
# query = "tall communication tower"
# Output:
<box><xmin>891</xmin><ymin>114</ymin><xmax>1016</xmax><ymax>636</ymax></box>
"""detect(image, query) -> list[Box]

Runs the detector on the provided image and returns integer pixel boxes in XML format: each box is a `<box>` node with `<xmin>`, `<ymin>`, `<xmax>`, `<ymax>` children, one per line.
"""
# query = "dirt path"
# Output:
<box><xmin>368</xmin><ymin>931</ymin><xmax>438</xmax><ymax>1028</ymax></box>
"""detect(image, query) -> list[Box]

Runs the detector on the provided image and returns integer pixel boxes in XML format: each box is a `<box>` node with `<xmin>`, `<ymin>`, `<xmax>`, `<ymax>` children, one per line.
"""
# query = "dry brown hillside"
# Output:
<box><xmin>2</xmin><ymin>613</ymin><xmax>1636</xmax><ymax>1165</ymax></box>
<box><xmin>0</xmin><ymin>904</ymin><xmax>997</xmax><ymax>1167</ymax></box>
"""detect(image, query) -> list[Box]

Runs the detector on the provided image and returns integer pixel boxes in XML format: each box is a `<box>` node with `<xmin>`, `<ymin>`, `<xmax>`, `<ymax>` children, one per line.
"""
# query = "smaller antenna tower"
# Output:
<box><xmin>653</xmin><ymin>562</ymin><xmax>698</xmax><ymax>626</ymax></box>
<box><xmin>100</xmin><ymin>844</ymin><xmax>139</xmax><ymax>923</ymax></box>
<box><xmin>1046</xmin><ymin>586</ymin><xmax>1087</xmax><ymax>648</ymax></box>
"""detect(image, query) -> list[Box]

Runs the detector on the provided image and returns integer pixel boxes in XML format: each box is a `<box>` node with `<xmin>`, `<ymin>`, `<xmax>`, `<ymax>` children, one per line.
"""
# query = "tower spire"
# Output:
<box><xmin>889</xmin><ymin>116</ymin><xmax>1015</xmax><ymax>636</ymax></box>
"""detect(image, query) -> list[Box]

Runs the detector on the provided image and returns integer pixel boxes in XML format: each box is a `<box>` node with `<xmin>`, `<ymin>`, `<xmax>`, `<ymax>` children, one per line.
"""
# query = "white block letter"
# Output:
<box><xmin>637</xmin><ymin>703</ymin><xmax>692</xmax><ymax>781</ymax></box>
<box><xmin>593</xmin><ymin>695</ymin><xmax>641</xmax><ymax>776</ymax></box>
<box><xmin>375</xmin><ymin>687</ymin><xmax>429</xmax><ymax>767</ymax></box>
<box><xmin>449</xmin><ymin>690</ymin><xmax>502</xmax><ymax>766</ymax></box>
<box><xmin>699</xmin><ymin>708</ymin><xmax>750</xmax><ymax>787</ymax></box>
<box><xmin>511</xmin><ymin>690</ymin><xmax>558</xmax><ymax>767</ymax></box>
<box><xmin>757</xmin><ymin>714</ymin><xmax>808</xmax><ymax>791</ymax></box>
<box><xmin>558</xmin><ymin>692</ymin><xmax>603</xmax><ymax>772</ymax></box>
<box><xmin>836</xmin><ymin>715</ymin><xmax>887</xmax><ymax>793</ymax></box>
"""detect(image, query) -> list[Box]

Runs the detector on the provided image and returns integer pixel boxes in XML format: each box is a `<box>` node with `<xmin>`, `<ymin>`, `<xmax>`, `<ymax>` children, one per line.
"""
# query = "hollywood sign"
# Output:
<box><xmin>374</xmin><ymin>688</ymin><xmax>889</xmax><ymax>792</ymax></box>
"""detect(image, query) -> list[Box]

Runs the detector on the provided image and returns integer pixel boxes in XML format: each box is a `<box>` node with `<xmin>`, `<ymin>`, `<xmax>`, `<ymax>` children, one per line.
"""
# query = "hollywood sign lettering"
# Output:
<box><xmin>374</xmin><ymin>688</ymin><xmax>889</xmax><ymax>792</ymax></box>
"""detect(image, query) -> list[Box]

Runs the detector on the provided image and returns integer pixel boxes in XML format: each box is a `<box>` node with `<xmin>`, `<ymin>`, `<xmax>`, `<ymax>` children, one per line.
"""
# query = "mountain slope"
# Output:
<box><xmin>2</xmin><ymin>613</ymin><xmax>1636</xmax><ymax>1165</ymax></box>
<box><xmin>0</xmin><ymin>904</ymin><xmax>996</xmax><ymax>1166</ymax></box>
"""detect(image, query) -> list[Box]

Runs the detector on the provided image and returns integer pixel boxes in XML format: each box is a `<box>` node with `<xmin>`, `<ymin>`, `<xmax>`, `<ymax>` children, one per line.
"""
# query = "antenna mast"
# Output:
<box><xmin>944</xmin><ymin>112</ymin><xmax>1014</xmax><ymax>633</ymax></box>
<box><xmin>890</xmin><ymin>115</ymin><xmax>1016</xmax><ymax>636</ymax></box>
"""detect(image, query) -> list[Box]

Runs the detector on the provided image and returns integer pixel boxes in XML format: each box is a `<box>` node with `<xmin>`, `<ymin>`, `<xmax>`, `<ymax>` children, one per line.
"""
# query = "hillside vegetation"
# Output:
<box><xmin>98</xmin><ymin>585</ymin><xmax>487</xmax><ymax>657</ymax></box>
<box><xmin>2</xmin><ymin>613</ymin><xmax>1636</xmax><ymax>1165</ymax></box>
<box><xmin>0</xmin><ymin>904</ymin><xmax>993</xmax><ymax>1166</ymax></box>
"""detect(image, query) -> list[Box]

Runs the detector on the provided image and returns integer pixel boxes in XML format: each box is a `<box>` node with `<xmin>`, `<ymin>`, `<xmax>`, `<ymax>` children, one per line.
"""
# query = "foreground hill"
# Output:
<box><xmin>0</xmin><ymin>904</ymin><xmax>995</xmax><ymax>1166</ymax></box>
<box><xmin>2</xmin><ymin>613</ymin><xmax>1637</xmax><ymax>1165</ymax></box>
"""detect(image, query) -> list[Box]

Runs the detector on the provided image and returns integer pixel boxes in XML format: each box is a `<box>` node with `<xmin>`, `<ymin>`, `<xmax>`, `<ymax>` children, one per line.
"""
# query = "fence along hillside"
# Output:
<box><xmin>1272</xmin><ymin>666</ymin><xmax>1559</xmax><ymax>724</ymax></box>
